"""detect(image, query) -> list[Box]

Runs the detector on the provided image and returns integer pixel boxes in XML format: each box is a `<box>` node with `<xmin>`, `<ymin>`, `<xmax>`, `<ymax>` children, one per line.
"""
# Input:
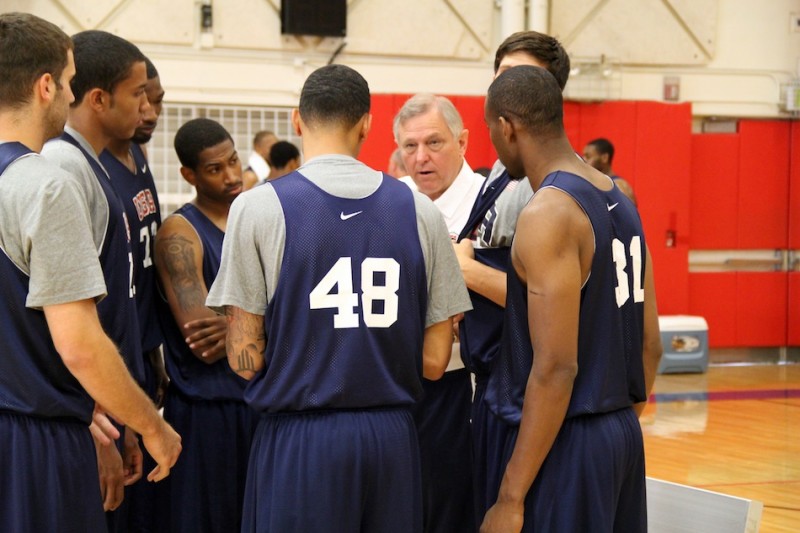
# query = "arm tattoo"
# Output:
<box><xmin>226</xmin><ymin>307</ymin><xmax>266</xmax><ymax>379</ymax></box>
<box><xmin>160</xmin><ymin>234</ymin><xmax>206</xmax><ymax>312</ymax></box>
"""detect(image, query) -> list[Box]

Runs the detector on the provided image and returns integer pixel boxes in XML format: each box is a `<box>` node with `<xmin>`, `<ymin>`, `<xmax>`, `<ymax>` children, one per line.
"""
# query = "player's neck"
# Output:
<box><xmin>66</xmin><ymin>108</ymin><xmax>110</xmax><ymax>156</ymax></box>
<box><xmin>193</xmin><ymin>196</ymin><xmax>230</xmax><ymax>232</ymax></box>
<box><xmin>522</xmin><ymin>136</ymin><xmax>578</xmax><ymax>191</ymax></box>
<box><xmin>0</xmin><ymin>109</ymin><xmax>47</xmax><ymax>152</ymax></box>
<box><xmin>106</xmin><ymin>138</ymin><xmax>132</xmax><ymax>159</ymax></box>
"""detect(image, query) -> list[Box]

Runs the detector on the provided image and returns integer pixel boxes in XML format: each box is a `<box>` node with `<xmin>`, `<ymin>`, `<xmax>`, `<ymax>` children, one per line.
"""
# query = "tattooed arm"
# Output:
<box><xmin>154</xmin><ymin>215</ymin><xmax>227</xmax><ymax>364</ymax></box>
<box><xmin>225</xmin><ymin>306</ymin><xmax>266</xmax><ymax>380</ymax></box>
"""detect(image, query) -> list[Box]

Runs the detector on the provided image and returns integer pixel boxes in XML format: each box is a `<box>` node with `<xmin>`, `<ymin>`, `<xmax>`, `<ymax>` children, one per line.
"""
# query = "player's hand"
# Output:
<box><xmin>480</xmin><ymin>500</ymin><xmax>524</xmax><ymax>533</ymax></box>
<box><xmin>89</xmin><ymin>408</ymin><xmax>121</xmax><ymax>446</ymax></box>
<box><xmin>453</xmin><ymin>238</ymin><xmax>475</xmax><ymax>270</ymax></box>
<box><xmin>184</xmin><ymin>315</ymin><xmax>227</xmax><ymax>363</ymax></box>
<box><xmin>141</xmin><ymin>420</ymin><xmax>182</xmax><ymax>482</ymax></box>
<box><xmin>94</xmin><ymin>435</ymin><xmax>125</xmax><ymax>511</ymax></box>
<box><xmin>122</xmin><ymin>426</ymin><xmax>144</xmax><ymax>486</ymax></box>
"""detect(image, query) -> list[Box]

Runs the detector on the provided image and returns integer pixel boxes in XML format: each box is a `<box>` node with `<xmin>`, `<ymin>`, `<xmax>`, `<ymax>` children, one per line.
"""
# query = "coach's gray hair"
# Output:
<box><xmin>393</xmin><ymin>93</ymin><xmax>464</xmax><ymax>142</ymax></box>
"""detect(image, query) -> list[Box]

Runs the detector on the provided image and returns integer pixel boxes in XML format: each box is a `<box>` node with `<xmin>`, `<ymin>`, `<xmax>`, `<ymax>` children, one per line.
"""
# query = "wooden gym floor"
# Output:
<box><xmin>641</xmin><ymin>363</ymin><xmax>800</xmax><ymax>532</ymax></box>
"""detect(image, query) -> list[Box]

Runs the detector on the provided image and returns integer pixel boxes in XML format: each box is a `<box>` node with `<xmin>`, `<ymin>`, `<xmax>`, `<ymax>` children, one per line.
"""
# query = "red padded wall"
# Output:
<box><xmin>789</xmin><ymin>273</ymin><xmax>800</xmax><ymax>346</ymax></box>
<box><xmin>736</xmin><ymin>272</ymin><xmax>788</xmax><ymax>346</ymax></box>
<box><xmin>563</xmin><ymin>101</ymin><xmax>582</xmax><ymax>150</ymax></box>
<box><xmin>690</xmin><ymin>134</ymin><xmax>739</xmax><ymax>248</ymax></box>
<box><xmin>789</xmin><ymin>121</ymin><xmax>800</xmax><ymax>346</ymax></box>
<box><xmin>689</xmin><ymin>273</ymin><xmax>737</xmax><ymax>347</ymax></box>
<box><xmin>575</xmin><ymin>102</ymin><xmax>638</xmax><ymax>185</ymax></box>
<box><xmin>634</xmin><ymin>102</ymin><xmax>693</xmax><ymax>314</ymax></box>
<box><xmin>737</xmin><ymin>121</ymin><xmax>790</xmax><ymax>249</ymax></box>
<box><xmin>359</xmin><ymin>93</ymin><xmax>404</xmax><ymax>172</ymax></box>
<box><xmin>449</xmin><ymin>96</ymin><xmax>496</xmax><ymax>171</ymax></box>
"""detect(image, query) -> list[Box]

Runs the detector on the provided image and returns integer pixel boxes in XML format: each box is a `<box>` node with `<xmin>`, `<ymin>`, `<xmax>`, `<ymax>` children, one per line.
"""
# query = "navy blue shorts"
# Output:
<box><xmin>471</xmin><ymin>377</ymin><xmax>512</xmax><ymax>529</ymax></box>
<box><xmin>412</xmin><ymin>368</ymin><xmax>474</xmax><ymax>533</ymax></box>
<box><xmin>243</xmin><ymin>408</ymin><xmax>421</xmax><ymax>533</ymax></box>
<box><xmin>0</xmin><ymin>411</ymin><xmax>105</xmax><ymax>532</ymax></box>
<box><xmin>157</xmin><ymin>388</ymin><xmax>257</xmax><ymax>533</ymax></box>
<box><xmin>489</xmin><ymin>407</ymin><xmax>647</xmax><ymax>532</ymax></box>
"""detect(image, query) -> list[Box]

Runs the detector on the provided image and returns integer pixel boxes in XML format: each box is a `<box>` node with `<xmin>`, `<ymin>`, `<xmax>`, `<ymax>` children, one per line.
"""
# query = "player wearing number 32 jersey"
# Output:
<box><xmin>207</xmin><ymin>64</ymin><xmax>471</xmax><ymax>533</ymax></box>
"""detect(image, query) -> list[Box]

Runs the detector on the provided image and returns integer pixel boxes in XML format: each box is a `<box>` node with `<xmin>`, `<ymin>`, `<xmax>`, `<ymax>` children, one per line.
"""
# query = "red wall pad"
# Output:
<box><xmin>790</xmin><ymin>121</ymin><xmax>800</xmax><ymax>250</ymax></box>
<box><xmin>737</xmin><ymin>121</ymin><xmax>790</xmax><ymax>249</ymax></box>
<box><xmin>689</xmin><ymin>273</ymin><xmax>737</xmax><ymax>348</ymax></box>
<box><xmin>690</xmin><ymin>134</ymin><xmax>739</xmax><ymax>249</ymax></box>
<box><xmin>736</xmin><ymin>272</ymin><xmax>788</xmax><ymax>347</ymax></box>
<box><xmin>635</xmin><ymin>102</ymin><xmax>693</xmax><ymax>314</ymax></box>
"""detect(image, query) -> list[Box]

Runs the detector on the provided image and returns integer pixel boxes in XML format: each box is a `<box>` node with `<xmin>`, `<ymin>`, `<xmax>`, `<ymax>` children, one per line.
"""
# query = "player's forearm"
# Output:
<box><xmin>461</xmin><ymin>259</ymin><xmax>507</xmax><ymax>307</ymax></box>
<box><xmin>497</xmin><ymin>363</ymin><xmax>575</xmax><ymax>504</ymax></box>
<box><xmin>422</xmin><ymin>318</ymin><xmax>454</xmax><ymax>380</ymax></box>
<box><xmin>225</xmin><ymin>306</ymin><xmax>266</xmax><ymax>380</ymax></box>
<box><xmin>46</xmin><ymin>303</ymin><xmax>165</xmax><ymax>438</ymax></box>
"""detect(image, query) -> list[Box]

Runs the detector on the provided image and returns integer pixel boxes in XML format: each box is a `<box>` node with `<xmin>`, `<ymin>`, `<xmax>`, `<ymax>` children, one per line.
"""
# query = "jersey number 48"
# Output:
<box><xmin>309</xmin><ymin>257</ymin><xmax>400</xmax><ymax>328</ymax></box>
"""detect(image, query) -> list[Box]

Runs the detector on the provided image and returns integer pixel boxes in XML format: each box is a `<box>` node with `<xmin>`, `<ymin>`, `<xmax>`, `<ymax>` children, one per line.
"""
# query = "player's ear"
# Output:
<box><xmin>86</xmin><ymin>88</ymin><xmax>107</xmax><ymax>112</ymax></box>
<box><xmin>179</xmin><ymin>166</ymin><xmax>196</xmax><ymax>187</ymax></box>
<box><xmin>499</xmin><ymin>116</ymin><xmax>516</xmax><ymax>144</ymax></box>
<box><xmin>358</xmin><ymin>113</ymin><xmax>372</xmax><ymax>143</ymax></box>
<box><xmin>291</xmin><ymin>108</ymin><xmax>303</xmax><ymax>136</ymax></box>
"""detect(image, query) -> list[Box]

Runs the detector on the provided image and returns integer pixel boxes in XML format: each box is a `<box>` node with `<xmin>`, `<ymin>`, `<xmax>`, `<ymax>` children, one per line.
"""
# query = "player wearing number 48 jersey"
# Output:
<box><xmin>207</xmin><ymin>64</ymin><xmax>471</xmax><ymax>533</ymax></box>
<box><xmin>479</xmin><ymin>66</ymin><xmax>662</xmax><ymax>533</ymax></box>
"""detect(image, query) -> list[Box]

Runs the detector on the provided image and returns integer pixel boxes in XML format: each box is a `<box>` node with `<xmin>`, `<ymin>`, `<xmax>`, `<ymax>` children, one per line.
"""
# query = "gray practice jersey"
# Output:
<box><xmin>42</xmin><ymin>127</ymin><xmax>113</xmax><ymax>257</ymax></box>
<box><xmin>207</xmin><ymin>154</ymin><xmax>471</xmax><ymax>326</ymax></box>
<box><xmin>0</xmin><ymin>145</ymin><xmax>106</xmax><ymax>309</ymax></box>
<box><xmin>475</xmin><ymin>160</ymin><xmax>534</xmax><ymax>249</ymax></box>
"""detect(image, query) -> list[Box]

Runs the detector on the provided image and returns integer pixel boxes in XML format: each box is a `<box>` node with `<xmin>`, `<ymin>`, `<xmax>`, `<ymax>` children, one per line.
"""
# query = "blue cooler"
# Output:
<box><xmin>657</xmin><ymin>315</ymin><xmax>709</xmax><ymax>374</ymax></box>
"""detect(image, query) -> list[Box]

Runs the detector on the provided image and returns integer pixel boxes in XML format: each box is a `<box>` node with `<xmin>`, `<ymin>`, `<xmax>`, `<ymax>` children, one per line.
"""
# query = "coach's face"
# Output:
<box><xmin>396</xmin><ymin>108</ymin><xmax>467</xmax><ymax>201</ymax></box>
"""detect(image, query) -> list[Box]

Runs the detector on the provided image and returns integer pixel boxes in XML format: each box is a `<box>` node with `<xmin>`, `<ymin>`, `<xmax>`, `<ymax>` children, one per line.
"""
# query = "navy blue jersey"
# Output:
<box><xmin>245</xmin><ymin>172</ymin><xmax>428</xmax><ymax>413</ymax></box>
<box><xmin>101</xmin><ymin>144</ymin><xmax>163</xmax><ymax>353</ymax></box>
<box><xmin>486</xmin><ymin>171</ymin><xmax>647</xmax><ymax>424</ymax></box>
<box><xmin>60</xmin><ymin>133</ymin><xmax>144</xmax><ymax>385</ymax></box>
<box><xmin>158</xmin><ymin>203</ymin><xmax>246</xmax><ymax>400</ymax></box>
<box><xmin>0</xmin><ymin>143</ymin><xmax>94</xmax><ymax>424</ymax></box>
<box><xmin>457</xmin><ymin>170</ymin><xmax>514</xmax><ymax>378</ymax></box>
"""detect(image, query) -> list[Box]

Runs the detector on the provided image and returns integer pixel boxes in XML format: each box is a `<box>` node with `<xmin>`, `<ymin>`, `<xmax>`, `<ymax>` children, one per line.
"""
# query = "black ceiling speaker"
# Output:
<box><xmin>281</xmin><ymin>0</ymin><xmax>347</xmax><ymax>37</ymax></box>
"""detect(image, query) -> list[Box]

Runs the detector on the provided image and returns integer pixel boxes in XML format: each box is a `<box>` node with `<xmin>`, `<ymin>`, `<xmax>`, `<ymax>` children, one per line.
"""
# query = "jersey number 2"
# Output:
<box><xmin>612</xmin><ymin>236</ymin><xmax>645</xmax><ymax>308</ymax></box>
<box><xmin>309</xmin><ymin>257</ymin><xmax>400</xmax><ymax>329</ymax></box>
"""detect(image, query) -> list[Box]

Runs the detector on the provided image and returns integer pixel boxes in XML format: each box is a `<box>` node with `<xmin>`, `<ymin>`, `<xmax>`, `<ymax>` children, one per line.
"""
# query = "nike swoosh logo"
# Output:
<box><xmin>140</xmin><ymin>165</ymin><xmax>147</xmax><ymax>174</ymax></box>
<box><xmin>607</xmin><ymin>203</ymin><xmax>619</xmax><ymax>211</ymax></box>
<box><xmin>340</xmin><ymin>211</ymin><xmax>363</xmax><ymax>221</ymax></box>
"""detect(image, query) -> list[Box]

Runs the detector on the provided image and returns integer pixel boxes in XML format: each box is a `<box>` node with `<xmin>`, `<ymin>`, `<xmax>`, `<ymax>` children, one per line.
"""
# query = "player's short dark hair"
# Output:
<box><xmin>269</xmin><ymin>141</ymin><xmax>300</xmax><ymax>169</ymax></box>
<box><xmin>494</xmin><ymin>31</ymin><xmax>570</xmax><ymax>91</ymax></box>
<box><xmin>0</xmin><ymin>12</ymin><xmax>73</xmax><ymax>109</ymax></box>
<box><xmin>174</xmin><ymin>118</ymin><xmax>233</xmax><ymax>170</ymax></box>
<box><xmin>144</xmin><ymin>56</ymin><xmax>159</xmax><ymax>80</ymax></box>
<box><xmin>587</xmin><ymin>138</ymin><xmax>615</xmax><ymax>164</ymax></box>
<box><xmin>487</xmin><ymin>65</ymin><xmax>563</xmax><ymax>137</ymax></box>
<box><xmin>70</xmin><ymin>30</ymin><xmax>146</xmax><ymax>106</ymax></box>
<box><xmin>299</xmin><ymin>64</ymin><xmax>370</xmax><ymax>130</ymax></box>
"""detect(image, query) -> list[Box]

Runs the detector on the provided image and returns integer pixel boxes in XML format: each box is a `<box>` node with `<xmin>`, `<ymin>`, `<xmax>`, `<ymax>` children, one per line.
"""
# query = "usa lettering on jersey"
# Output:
<box><xmin>132</xmin><ymin>189</ymin><xmax>157</xmax><ymax>221</ymax></box>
